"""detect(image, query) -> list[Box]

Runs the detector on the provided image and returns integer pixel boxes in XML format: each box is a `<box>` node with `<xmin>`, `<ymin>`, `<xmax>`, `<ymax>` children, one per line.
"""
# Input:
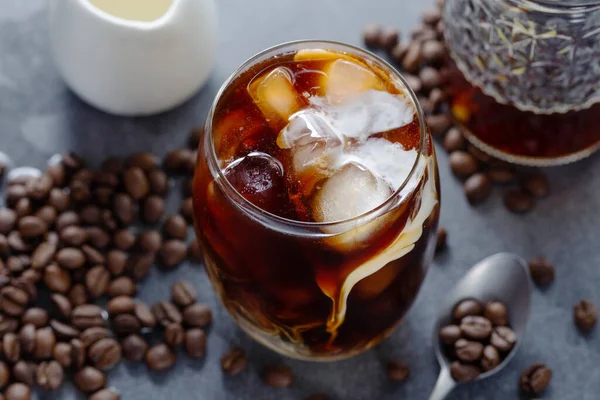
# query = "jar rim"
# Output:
<box><xmin>203</xmin><ymin>40</ymin><xmax>427</xmax><ymax>230</ymax></box>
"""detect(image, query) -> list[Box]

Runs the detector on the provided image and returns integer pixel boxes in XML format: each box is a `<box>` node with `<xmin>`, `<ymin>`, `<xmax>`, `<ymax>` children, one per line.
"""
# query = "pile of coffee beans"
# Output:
<box><xmin>439</xmin><ymin>299</ymin><xmax>518</xmax><ymax>383</ymax></box>
<box><xmin>362</xmin><ymin>0</ymin><xmax>551</xmax><ymax>213</ymax></box>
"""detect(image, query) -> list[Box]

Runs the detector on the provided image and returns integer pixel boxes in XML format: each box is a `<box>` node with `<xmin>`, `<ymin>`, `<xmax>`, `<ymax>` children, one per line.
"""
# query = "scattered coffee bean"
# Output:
<box><xmin>390</xmin><ymin>40</ymin><xmax>409</xmax><ymax>64</ymax></box>
<box><xmin>106</xmin><ymin>250</ymin><xmax>128</xmax><ymax>276</ymax></box>
<box><xmin>108</xmin><ymin>296</ymin><xmax>135</xmax><ymax>316</ymax></box>
<box><xmin>137</xmin><ymin>231</ymin><xmax>162</xmax><ymax>253</ymax></box>
<box><xmin>183</xmin><ymin>303</ymin><xmax>212</xmax><ymax>327</ymax></box>
<box><xmin>262</xmin><ymin>365</ymin><xmax>293</xmax><ymax>389</ymax></box>
<box><xmin>108</xmin><ymin>277</ymin><xmax>136</xmax><ymax>298</ymax></box>
<box><xmin>80</xmin><ymin>327</ymin><xmax>110</xmax><ymax>348</ymax></box>
<box><xmin>386</xmin><ymin>361</ymin><xmax>410</xmax><ymax>382</ymax></box>
<box><xmin>0</xmin><ymin>361</ymin><xmax>8</xmax><ymax>389</ymax></box>
<box><xmin>88</xmin><ymin>338</ymin><xmax>122</xmax><ymax>370</ymax></box>
<box><xmin>379</xmin><ymin>27</ymin><xmax>399</xmax><ymax>50</ymax></box>
<box><xmin>439</xmin><ymin>324</ymin><xmax>461</xmax><ymax>345</ymax></box>
<box><xmin>422</xmin><ymin>8</ymin><xmax>442</xmax><ymax>25</ymax></box>
<box><xmin>126</xmin><ymin>253</ymin><xmax>154</xmax><ymax>281</ymax></box>
<box><xmin>481</xmin><ymin>345</ymin><xmax>500</xmax><ymax>371</ymax></box>
<box><xmin>82</xmin><ymin>244</ymin><xmax>106</xmax><ymax>265</ymax></box>
<box><xmin>18</xmin><ymin>216</ymin><xmax>47</xmax><ymax>239</ymax></box>
<box><xmin>36</xmin><ymin>361</ymin><xmax>63</xmax><ymax>391</ymax></box>
<box><xmin>152</xmin><ymin>301</ymin><xmax>182</xmax><ymax>327</ymax></box>
<box><xmin>50</xmin><ymin>319</ymin><xmax>80</xmax><ymax>340</ymax></box>
<box><xmin>71</xmin><ymin>338</ymin><xmax>86</xmax><ymax>370</ymax></box>
<box><xmin>402</xmin><ymin>41</ymin><xmax>423</xmax><ymax>72</ymax></box>
<box><xmin>163</xmin><ymin>214</ymin><xmax>188</xmax><ymax>240</ymax></box>
<box><xmin>184</xmin><ymin>328</ymin><xmax>206</xmax><ymax>358</ymax></box>
<box><xmin>490</xmin><ymin>326</ymin><xmax>516</xmax><ymax>352</ymax></box>
<box><xmin>22</xmin><ymin>308</ymin><xmax>48</xmax><ymax>327</ymax></box>
<box><xmin>125</xmin><ymin>153</ymin><xmax>158</xmax><ymax>171</ymax></box>
<box><xmin>12</xmin><ymin>361</ymin><xmax>35</xmax><ymax>386</ymax></box>
<box><xmin>426</xmin><ymin>114</ymin><xmax>452</xmax><ymax>136</ymax></box>
<box><xmin>464</xmin><ymin>173</ymin><xmax>491</xmax><ymax>204</ymax></box>
<box><xmin>122</xmin><ymin>334</ymin><xmax>148</xmax><ymax>362</ymax></box>
<box><xmin>71</xmin><ymin>304</ymin><xmax>105</xmax><ymax>330</ymax></box>
<box><xmin>133</xmin><ymin>302</ymin><xmax>156</xmax><ymax>328</ymax></box>
<box><xmin>484</xmin><ymin>301</ymin><xmax>508</xmax><ymax>326</ymax></box>
<box><xmin>421</xmin><ymin>40</ymin><xmax>445</xmax><ymax>63</ymax></box>
<box><xmin>179</xmin><ymin>198</ymin><xmax>193</xmax><ymax>223</ymax></box>
<box><xmin>488</xmin><ymin>167</ymin><xmax>515</xmax><ymax>184</ymax></box>
<box><xmin>528</xmin><ymin>256</ymin><xmax>555</xmax><ymax>287</ymax></box>
<box><xmin>404</xmin><ymin>74</ymin><xmax>422</xmax><ymax>93</ymax></box>
<box><xmin>453</xmin><ymin>299</ymin><xmax>483</xmax><ymax>321</ymax></box>
<box><xmin>112</xmin><ymin>314</ymin><xmax>141</xmax><ymax>335</ymax></box>
<box><xmin>165</xmin><ymin>323</ymin><xmax>185</xmax><ymax>347</ymax></box>
<box><xmin>455</xmin><ymin>338</ymin><xmax>483</xmax><ymax>363</ymax></box>
<box><xmin>159</xmin><ymin>239</ymin><xmax>187</xmax><ymax>268</ymax></box>
<box><xmin>520</xmin><ymin>363</ymin><xmax>552</xmax><ymax>395</ymax></box>
<box><xmin>86</xmin><ymin>266</ymin><xmax>111</xmax><ymax>298</ymax></box>
<box><xmin>461</xmin><ymin>316</ymin><xmax>492</xmax><ymax>340</ymax></box>
<box><xmin>0</xmin><ymin>209</ymin><xmax>17</xmax><ymax>234</ymax></box>
<box><xmin>5</xmin><ymin>383</ymin><xmax>31</xmax><ymax>400</ymax></box>
<box><xmin>53</xmin><ymin>342</ymin><xmax>73</xmax><ymax>368</ymax></box>
<box><xmin>145</xmin><ymin>344</ymin><xmax>176</xmax><ymax>371</ymax></box>
<box><xmin>148</xmin><ymin>169</ymin><xmax>169</xmax><ymax>196</ymax></box>
<box><xmin>113</xmin><ymin>230</ymin><xmax>136</xmax><ymax>251</ymax></box>
<box><xmin>171</xmin><ymin>281</ymin><xmax>197</xmax><ymax>307</ymax></box>
<box><xmin>3</xmin><ymin>333</ymin><xmax>20</xmax><ymax>363</ymax></box>
<box><xmin>221</xmin><ymin>347</ymin><xmax>247</xmax><ymax>376</ymax></box>
<box><xmin>68</xmin><ymin>284</ymin><xmax>88</xmax><ymax>307</ymax></box>
<box><xmin>363</xmin><ymin>23</ymin><xmax>382</xmax><ymax>48</ymax></box>
<box><xmin>573</xmin><ymin>299</ymin><xmax>598</xmax><ymax>332</ymax></box>
<box><xmin>435</xmin><ymin>227</ymin><xmax>447</xmax><ymax>253</ymax></box>
<box><xmin>450</xmin><ymin>361</ymin><xmax>480</xmax><ymax>382</ymax></box>
<box><xmin>520</xmin><ymin>171</ymin><xmax>549</xmax><ymax>198</ymax></box>
<box><xmin>74</xmin><ymin>366</ymin><xmax>106</xmax><ymax>393</ymax></box>
<box><xmin>90</xmin><ymin>388</ymin><xmax>121</xmax><ymax>400</ymax></box>
<box><xmin>419</xmin><ymin>67</ymin><xmax>442</xmax><ymax>89</ymax></box>
<box><xmin>503</xmin><ymin>189</ymin><xmax>534</xmax><ymax>214</ymax></box>
<box><xmin>55</xmin><ymin>247</ymin><xmax>86</xmax><ymax>270</ymax></box>
<box><xmin>142</xmin><ymin>196</ymin><xmax>165</xmax><ymax>224</ymax></box>
<box><xmin>33</xmin><ymin>327</ymin><xmax>56</xmax><ymax>360</ymax></box>
<box><xmin>123</xmin><ymin>167</ymin><xmax>150</xmax><ymax>201</ymax></box>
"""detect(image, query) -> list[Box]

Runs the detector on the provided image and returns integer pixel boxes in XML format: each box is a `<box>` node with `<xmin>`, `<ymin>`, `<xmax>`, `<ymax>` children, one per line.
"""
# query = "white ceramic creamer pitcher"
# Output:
<box><xmin>49</xmin><ymin>0</ymin><xmax>217</xmax><ymax>116</ymax></box>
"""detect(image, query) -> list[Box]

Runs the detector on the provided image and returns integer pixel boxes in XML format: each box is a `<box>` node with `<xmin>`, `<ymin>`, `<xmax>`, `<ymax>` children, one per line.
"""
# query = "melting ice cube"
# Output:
<box><xmin>248</xmin><ymin>67</ymin><xmax>306</xmax><ymax>130</ymax></box>
<box><xmin>322</xmin><ymin>59</ymin><xmax>384</xmax><ymax>104</ymax></box>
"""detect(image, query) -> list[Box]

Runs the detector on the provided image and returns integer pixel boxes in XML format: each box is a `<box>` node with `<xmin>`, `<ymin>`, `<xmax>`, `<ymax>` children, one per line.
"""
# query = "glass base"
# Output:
<box><xmin>447</xmin><ymin>69</ymin><xmax>600</xmax><ymax>166</ymax></box>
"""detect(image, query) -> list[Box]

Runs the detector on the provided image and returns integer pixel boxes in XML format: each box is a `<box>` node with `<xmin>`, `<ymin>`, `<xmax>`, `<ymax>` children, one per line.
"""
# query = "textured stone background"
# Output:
<box><xmin>0</xmin><ymin>0</ymin><xmax>599</xmax><ymax>399</ymax></box>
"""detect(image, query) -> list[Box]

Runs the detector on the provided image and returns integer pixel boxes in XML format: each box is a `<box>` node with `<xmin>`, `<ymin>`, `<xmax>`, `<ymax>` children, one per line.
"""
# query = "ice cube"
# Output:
<box><xmin>294</xmin><ymin>49</ymin><xmax>361</xmax><ymax>63</ymax></box>
<box><xmin>248</xmin><ymin>67</ymin><xmax>306</xmax><ymax>130</ymax></box>
<box><xmin>322</xmin><ymin>59</ymin><xmax>384</xmax><ymax>104</ymax></box>
<box><xmin>213</xmin><ymin>109</ymin><xmax>267</xmax><ymax>161</ymax></box>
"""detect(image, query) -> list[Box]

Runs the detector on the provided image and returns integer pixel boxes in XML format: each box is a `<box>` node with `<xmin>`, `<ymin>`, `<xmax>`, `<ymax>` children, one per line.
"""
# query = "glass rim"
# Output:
<box><xmin>204</xmin><ymin>39</ymin><xmax>427</xmax><ymax>229</ymax></box>
<box><xmin>508</xmin><ymin>0</ymin><xmax>600</xmax><ymax>10</ymax></box>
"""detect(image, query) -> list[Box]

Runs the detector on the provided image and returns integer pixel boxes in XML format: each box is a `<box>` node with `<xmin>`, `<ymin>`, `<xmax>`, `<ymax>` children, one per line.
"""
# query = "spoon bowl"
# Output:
<box><xmin>429</xmin><ymin>253</ymin><xmax>532</xmax><ymax>400</ymax></box>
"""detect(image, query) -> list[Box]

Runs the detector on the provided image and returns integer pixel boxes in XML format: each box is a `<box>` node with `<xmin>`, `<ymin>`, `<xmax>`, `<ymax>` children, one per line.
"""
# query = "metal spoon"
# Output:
<box><xmin>428</xmin><ymin>253</ymin><xmax>532</xmax><ymax>400</ymax></box>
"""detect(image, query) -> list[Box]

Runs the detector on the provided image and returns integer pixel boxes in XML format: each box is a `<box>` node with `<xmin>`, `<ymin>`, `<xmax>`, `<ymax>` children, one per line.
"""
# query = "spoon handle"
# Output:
<box><xmin>428</xmin><ymin>367</ymin><xmax>456</xmax><ymax>400</ymax></box>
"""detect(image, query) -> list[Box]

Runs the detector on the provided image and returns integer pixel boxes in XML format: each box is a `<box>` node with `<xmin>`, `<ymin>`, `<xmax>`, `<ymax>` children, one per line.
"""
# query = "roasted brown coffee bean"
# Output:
<box><xmin>404</xmin><ymin>74</ymin><xmax>422</xmax><ymax>93</ymax></box>
<box><xmin>421</xmin><ymin>40</ymin><xmax>445</xmax><ymax>63</ymax></box>
<box><xmin>262</xmin><ymin>365</ymin><xmax>293</xmax><ymax>388</ymax></box>
<box><xmin>19</xmin><ymin>324</ymin><xmax>35</xmax><ymax>354</ymax></box>
<box><xmin>419</xmin><ymin>67</ymin><xmax>442</xmax><ymax>89</ymax></box>
<box><xmin>426</xmin><ymin>114</ymin><xmax>452</xmax><ymax>136</ymax></box>
<box><xmin>159</xmin><ymin>239</ymin><xmax>187</xmax><ymax>268</ymax></box>
<box><xmin>25</xmin><ymin>175</ymin><xmax>52</xmax><ymax>200</ymax></box>
<box><xmin>70</xmin><ymin>179</ymin><xmax>92</xmax><ymax>204</ymax></box>
<box><xmin>520</xmin><ymin>171</ymin><xmax>549</xmax><ymax>198</ymax></box>
<box><xmin>6</xmin><ymin>256</ymin><xmax>27</xmax><ymax>275</ymax></box>
<box><xmin>34</xmin><ymin>206</ymin><xmax>57</xmax><ymax>226</ymax></box>
<box><xmin>106</xmin><ymin>250</ymin><xmax>127</xmax><ymax>276</ymax></box>
<box><xmin>48</xmin><ymin>188</ymin><xmax>70</xmax><ymax>211</ymax></box>
<box><xmin>221</xmin><ymin>347</ymin><xmax>246</xmax><ymax>376</ymax></box>
<box><xmin>90</xmin><ymin>389</ymin><xmax>121</xmax><ymax>400</ymax></box>
<box><xmin>484</xmin><ymin>301</ymin><xmax>508</xmax><ymax>326</ymax></box>
<box><xmin>449</xmin><ymin>151</ymin><xmax>478</xmax><ymax>178</ymax></box>
<box><xmin>125</xmin><ymin>153</ymin><xmax>158</xmax><ymax>171</ymax></box>
<box><xmin>112</xmin><ymin>193</ymin><xmax>134</xmax><ymax>225</ymax></box>
<box><xmin>423</xmin><ymin>7</ymin><xmax>442</xmax><ymax>25</ymax></box>
<box><xmin>86</xmin><ymin>266</ymin><xmax>111</xmax><ymax>298</ymax></box>
<box><xmin>55</xmin><ymin>247</ymin><xmax>86</xmax><ymax>270</ymax></box>
<box><xmin>60</xmin><ymin>225</ymin><xmax>87</xmax><ymax>247</ymax></box>
<box><xmin>50</xmin><ymin>320</ymin><xmax>80</xmax><ymax>340</ymax></box>
<box><xmin>112</xmin><ymin>313</ymin><xmax>141</xmax><ymax>335</ymax></box>
<box><xmin>51</xmin><ymin>293</ymin><xmax>72</xmax><ymax>320</ymax></box>
<box><xmin>31</xmin><ymin>242</ymin><xmax>56</xmax><ymax>270</ymax></box>
<box><xmin>56</xmin><ymin>211</ymin><xmax>80</xmax><ymax>231</ymax></box>
<box><xmin>163</xmin><ymin>149</ymin><xmax>194</xmax><ymax>174</ymax></box>
<box><xmin>36</xmin><ymin>361</ymin><xmax>63</xmax><ymax>391</ymax></box>
<box><xmin>121</xmin><ymin>334</ymin><xmax>148</xmax><ymax>361</ymax></box>
<box><xmin>0</xmin><ymin>361</ymin><xmax>8</xmax><ymax>389</ymax></box>
<box><xmin>390</xmin><ymin>40</ymin><xmax>409</xmax><ymax>64</ymax></box>
<box><xmin>180</xmin><ymin>198</ymin><xmax>193</xmax><ymax>222</ymax></box>
<box><xmin>439</xmin><ymin>324</ymin><xmax>461</xmax><ymax>345</ymax></box>
<box><xmin>455</xmin><ymin>338</ymin><xmax>483</xmax><ymax>363</ymax></box>
<box><xmin>133</xmin><ymin>302</ymin><xmax>156</xmax><ymax>328</ymax></box>
<box><xmin>183</xmin><ymin>303</ymin><xmax>211</xmax><ymax>327</ymax></box>
<box><xmin>52</xmin><ymin>342</ymin><xmax>73</xmax><ymax>368</ymax></box>
<box><xmin>22</xmin><ymin>308</ymin><xmax>48</xmax><ymax>327</ymax></box>
<box><xmin>12</xmin><ymin>279</ymin><xmax>35</xmax><ymax>302</ymax></box>
<box><xmin>362</xmin><ymin>23</ymin><xmax>382</xmax><ymax>48</ymax></box>
<box><xmin>145</xmin><ymin>344</ymin><xmax>176</xmax><ymax>371</ymax></box>
<box><xmin>100</xmin><ymin>209</ymin><xmax>118</xmax><ymax>232</ymax></box>
<box><xmin>113</xmin><ymin>230</ymin><xmax>136</xmax><ymax>251</ymax></box>
<box><xmin>0</xmin><ymin>315</ymin><xmax>17</xmax><ymax>336</ymax></box>
<box><xmin>464</xmin><ymin>173</ymin><xmax>491</xmax><ymax>204</ymax></box>
<box><xmin>12</xmin><ymin>361</ymin><xmax>35</xmax><ymax>386</ymax></box>
<box><xmin>379</xmin><ymin>27</ymin><xmax>399</xmax><ymax>50</ymax></box>
<box><xmin>402</xmin><ymin>42</ymin><xmax>422</xmax><ymax>72</ymax></box>
<box><xmin>165</xmin><ymin>323</ymin><xmax>185</xmax><ymax>347</ymax></box>
<box><xmin>20</xmin><ymin>270</ymin><xmax>41</xmax><ymax>284</ymax></box>
<box><xmin>61</xmin><ymin>151</ymin><xmax>85</xmax><ymax>172</ymax></box>
<box><xmin>71</xmin><ymin>304</ymin><xmax>105</xmax><ymax>329</ymax></box>
<box><xmin>435</xmin><ymin>227</ymin><xmax>447</xmax><ymax>253</ymax></box>
<box><xmin>126</xmin><ymin>252</ymin><xmax>154</xmax><ymax>281</ymax></box>
<box><xmin>188</xmin><ymin>126</ymin><xmax>203</xmax><ymax>148</ymax></box>
<box><xmin>490</xmin><ymin>326</ymin><xmax>516</xmax><ymax>352</ymax></box>
<box><xmin>503</xmin><ymin>189</ymin><xmax>534</xmax><ymax>214</ymax></box>
<box><xmin>153</xmin><ymin>301</ymin><xmax>182</xmax><ymax>327</ymax></box>
<box><xmin>148</xmin><ymin>169</ymin><xmax>169</xmax><ymax>196</ymax></box>
<box><xmin>108</xmin><ymin>277</ymin><xmax>136</xmax><ymax>297</ymax></box>
<box><xmin>74</xmin><ymin>366</ymin><xmax>106</xmax><ymax>393</ymax></box>
<box><xmin>520</xmin><ymin>363</ymin><xmax>552</xmax><ymax>395</ymax></box>
<box><xmin>80</xmin><ymin>327</ymin><xmax>110</xmax><ymax>348</ymax></box>
<box><xmin>34</xmin><ymin>327</ymin><xmax>56</xmax><ymax>360</ymax></box>
<box><xmin>70</xmin><ymin>338</ymin><xmax>86</xmax><ymax>370</ymax></box>
<box><xmin>8</xmin><ymin>231</ymin><xmax>31</xmax><ymax>253</ymax></box>
<box><xmin>0</xmin><ymin>209</ymin><xmax>17</xmax><ymax>234</ymax></box>
<box><xmin>18</xmin><ymin>216</ymin><xmax>47</xmax><ymax>239</ymax></box>
<box><xmin>44</xmin><ymin>264</ymin><xmax>72</xmax><ymax>294</ymax></box>
<box><xmin>6</xmin><ymin>185</ymin><xmax>27</xmax><ymax>207</ymax></box>
<box><xmin>461</xmin><ymin>316</ymin><xmax>492</xmax><ymax>340</ymax></box>
<box><xmin>163</xmin><ymin>214</ymin><xmax>187</xmax><ymax>240</ymax></box>
<box><xmin>387</xmin><ymin>361</ymin><xmax>409</xmax><ymax>382</ymax></box>
<box><xmin>137</xmin><ymin>231</ymin><xmax>162</xmax><ymax>253</ymax></box>
<box><xmin>481</xmin><ymin>345</ymin><xmax>500</xmax><ymax>371</ymax></box>
<box><xmin>85</xmin><ymin>227</ymin><xmax>111</xmax><ymax>249</ymax></box>
<box><xmin>1</xmin><ymin>286</ymin><xmax>29</xmax><ymax>316</ymax></box>
<box><xmin>443</xmin><ymin>128</ymin><xmax>465</xmax><ymax>152</ymax></box>
<box><xmin>142</xmin><ymin>196</ymin><xmax>165</xmax><ymax>224</ymax></box>
<box><xmin>486</xmin><ymin>166</ymin><xmax>514</xmax><ymax>184</ymax></box>
<box><xmin>3</xmin><ymin>333</ymin><xmax>20</xmax><ymax>362</ymax></box>
<box><xmin>5</xmin><ymin>383</ymin><xmax>31</xmax><ymax>400</ymax></box>
<box><xmin>0</xmin><ymin>234</ymin><xmax>9</xmax><ymax>256</ymax></box>
<box><xmin>528</xmin><ymin>256</ymin><xmax>555</xmax><ymax>287</ymax></box>
<box><xmin>108</xmin><ymin>296</ymin><xmax>135</xmax><ymax>316</ymax></box>
<box><xmin>450</xmin><ymin>361</ymin><xmax>480</xmax><ymax>382</ymax></box>
<box><xmin>171</xmin><ymin>281</ymin><xmax>197</xmax><ymax>307</ymax></box>
<box><xmin>453</xmin><ymin>299</ymin><xmax>483</xmax><ymax>321</ymax></box>
<box><xmin>88</xmin><ymin>338</ymin><xmax>122</xmax><ymax>370</ymax></box>
<box><xmin>123</xmin><ymin>167</ymin><xmax>150</xmax><ymax>201</ymax></box>
<box><xmin>573</xmin><ymin>299</ymin><xmax>598</xmax><ymax>332</ymax></box>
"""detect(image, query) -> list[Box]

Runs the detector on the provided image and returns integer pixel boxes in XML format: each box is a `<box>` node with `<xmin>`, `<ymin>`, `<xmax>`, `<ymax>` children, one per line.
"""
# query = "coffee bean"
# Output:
<box><xmin>379</xmin><ymin>27</ymin><xmax>399</xmax><ymax>50</ymax></box>
<box><xmin>262</xmin><ymin>365</ymin><xmax>293</xmax><ymax>388</ymax></box>
<box><xmin>147</xmin><ymin>169</ymin><xmax>169</xmax><ymax>196</ymax></box>
<box><xmin>484</xmin><ymin>301</ymin><xmax>508</xmax><ymax>326</ymax></box>
<box><xmin>423</xmin><ymin>7</ymin><xmax>442</xmax><ymax>25</ymax></box>
<box><xmin>0</xmin><ymin>209</ymin><xmax>17</xmax><ymax>235</ymax></box>
<box><xmin>86</xmin><ymin>266</ymin><xmax>110</xmax><ymax>298</ymax></box>
<box><xmin>71</xmin><ymin>304</ymin><xmax>105</xmax><ymax>330</ymax></box>
<box><xmin>221</xmin><ymin>347</ymin><xmax>246</xmax><ymax>376</ymax></box>
<box><xmin>19</xmin><ymin>324</ymin><xmax>35</xmax><ymax>354</ymax></box>
<box><xmin>180</xmin><ymin>198</ymin><xmax>193</xmax><ymax>222</ymax></box>
<box><xmin>487</xmin><ymin>166</ymin><xmax>514</xmax><ymax>184</ymax></box>
<box><xmin>80</xmin><ymin>327</ymin><xmax>110</xmax><ymax>348</ymax></box>
<box><xmin>363</xmin><ymin>23</ymin><xmax>382</xmax><ymax>48</ymax></box>
<box><xmin>503</xmin><ymin>189</ymin><xmax>534</xmax><ymax>213</ymax></box>
<box><xmin>48</xmin><ymin>188</ymin><xmax>70</xmax><ymax>211</ymax></box>
<box><xmin>163</xmin><ymin>214</ymin><xmax>187</xmax><ymax>240</ymax></box>
<box><xmin>188</xmin><ymin>240</ymin><xmax>203</xmax><ymax>263</ymax></box>
<box><xmin>183</xmin><ymin>178</ymin><xmax>193</xmax><ymax>197</ymax></box>
<box><xmin>17</xmin><ymin>216</ymin><xmax>47</xmax><ymax>239</ymax></box>
<box><xmin>90</xmin><ymin>388</ymin><xmax>121</xmax><ymax>400</ymax></box>
<box><xmin>24</xmin><ymin>174</ymin><xmax>51</xmax><ymax>202</ymax></box>
<box><xmin>113</xmin><ymin>230</ymin><xmax>136</xmax><ymax>251</ymax></box>
<box><xmin>70</xmin><ymin>179</ymin><xmax>92</xmax><ymax>204</ymax></box>
<box><xmin>189</xmin><ymin>126</ymin><xmax>203</xmax><ymax>149</ymax></box>
<box><xmin>142</xmin><ymin>196</ymin><xmax>165</xmax><ymax>224</ymax></box>
<box><xmin>0</xmin><ymin>315</ymin><xmax>18</xmax><ymax>337</ymax></box>
<box><xmin>421</xmin><ymin>40</ymin><xmax>445</xmax><ymax>63</ymax></box>
<box><xmin>12</xmin><ymin>361</ymin><xmax>35</xmax><ymax>386</ymax></box>
<box><xmin>29</xmin><ymin>242</ymin><xmax>56</xmax><ymax>271</ymax></box>
<box><xmin>35</xmin><ymin>206</ymin><xmax>57</xmax><ymax>226</ymax></box>
<box><xmin>528</xmin><ymin>256</ymin><xmax>555</xmax><ymax>287</ymax></box>
<box><xmin>5</xmin><ymin>383</ymin><xmax>31</xmax><ymax>400</ymax></box>
<box><xmin>106</xmin><ymin>250</ymin><xmax>127</xmax><ymax>277</ymax></box>
<box><xmin>419</xmin><ymin>67</ymin><xmax>442</xmax><ymax>90</ymax></box>
<box><xmin>22</xmin><ymin>308</ymin><xmax>48</xmax><ymax>328</ymax></box>
<box><xmin>453</xmin><ymin>299</ymin><xmax>483</xmax><ymax>321</ymax></box>
<box><xmin>520</xmin><ymin>363</ymin><xmax>552</xmax><ymax>395</ymax></box>
<box><xmin>59</xmin><ymin>226</ymin><xmax>87</xmax><ymax>248</ymax></box>
<box><xmin>1</xmin><ymin>286</ymin><xmax>29</xmax><ymax>316</ymax></box>
<box><xmin>52</xmin><ymin>342</ymin><xmax>73</xmax><ymax>368</ymax></box>
<box><xmin>159</xmin><ymin>239</ymin><xmax>187</xmax><ymax>268</ymax></box>
<box><xmin>74</xmin><ymin>366</ymin><xmax>106</xmax><ymax>393</ymax></box>
<box><xmin>88</xmin><ymin>338</ymin><xmax>122</xmax><ymax>370</ymax></box>
<box><xmin>163</xmin><ymin>149</ymin><xmax>194</xmax><ymax>174</ymax></box>
<box><xmin>56</xmin><ymin>211</ymin><xmax>80</xmax><ymax>231</ymax></box>
<box><xmin>100</xmin><ymin>209</ymin><xmax>118</xmax><ymax>232</ymax></box>
<box><xmin>439</xmin><ymin>324</ymin><xmax>461</xmax><ymax>345</ymax></box>
<box><xmin>455</xmin><ymin>338</ymin><xmax>483</xmax><ymax>363</ymax></box>
<box><xmin>390</xmin><ymin>40</ymin><xmax>409</xmax><ymax>64</ymax></box>
<box><xmin>62</xmin><ymin>151</ymin><xmax>85</xmax><ymax>172</ymax></box>
<box><xmin>20</xmin><ymin>270</ymin><xmax>41</xmax><ymax>284</ymax></box>
<box><xmin>121</xmin><ymin>334</ymin><xmax>148</xmax><ymax>361</ymax></box>
<box><xmin>573</xmin><ymin>299</ymin><xmax>597</xmax><ymax>332</ymax></box>
<box><xmin>108</xmin><ymin>277</ymin><xmax>136</xmax><ymax>298</ymax></box>
<box><xmin>112</xmin><ymin>314</ymin><xmax>141</xmax><ymax>335</ymax></box>
<box><xmin>481</xmin><ymin>345</ymin><xmax>500</xmax><ymax>371</ymax></box>
<box><xmin>520</xmin><ymin>171</ymin><xmax>549</xmax><ymax>198</ymax></box>
<box><xmin>36</xmin><ymin>361</ymin><xmax>63</xmax><ymax>391</ymax></box>
<box><xmin>0</xmin><ymin>235</ymin><xmax>9</xmax><ymax>257</ymax></box>
<box><xmin>85</xmin><ymin>227</ymin><xmax>111</xmax><ymax>249</ymax></box>
<box><xmin>44</xmin><ymin>264</ymin><xmax>72</xmax><ymax>294</ymax></box>
<box><xmin>387</xmin><ymin>361</ymin><xmax>409</xmax><ymax>382</ymax></box>
<box><xmin>145</xmin><ymin>344</ymin><xmax>176</xmax><ymax>371</ymax></box>
<box><xmin>435</xmin><ymin>227</ymin><xmax>447</xmax><ymax>253</ymax></box>
<box><xmin>171</xmin><ymin>281</ymin><xmax>197</xmax><ymax>307</ymax></box>
<box><xmin>108</xmin><ymin>296</ymin><xmax>135</xmax><ymax>316</ymax></box>
<box><xmin>0</xmin><ymin>361</ymin><xmax>8</xmax><ymax>389</ymax></box>
<box><xmin>449</xmin><ymin>151</ymin><xmax>478</xmax><ymax>178</ymax></box>
<box><xmin>3</xmin><ymin>333</ymin><xmax>20</xmax><ymax>362</ymax></box>
<box><xmin>402</xmin><ymin>42</ymin><xmax>422</xmax><ymax>72</ymax></box>
<box><xmin>183</xmin><ymin>303</ymin><xmax>212</xmax><ymax>327</ymax></box>
<box><xmin>6</xmin><ymin>185</ymin><xmax>27</xmax><ymax>207</ymax></box>
<box><xmin>134</xmin><ymin>302</ymin><xmax>156</xmax><ymax>328</ymax></box>
<box><xmin>126</xmin><ymin>252</ymin><xmax>154</xmax><ymax>281</ymax></box>
<box><xmin>466</xmin><ymin>144</ymin><xmax>492</xmax><ymax>163</ymax></box>
<box><xmin>404</xmin><ymin>74</ymin><xmax>422</xmax><ymax>93</ymax></box>
<box><xmin>461</xmin><ymin>316</ymin><xmax>492</xmax><ymax>340</ymax></box>
<box><xmin>112</xmin><ymin>193</ymin><xmax>134</xmax><ymax>225</ymax></box>
<box><xmin>33</xmin><ymin>327</ymin><xmax>56</xmax><ymax>360</ymax></box>
<box><xmin>426</xmin><ymin>114</ymin><xmax>452</xmax><ymax>136</ymax></box>
<box><xmin>165</xmin><ymin>323</ymin><xmax>185</xmax><ymax>347</ymax></box>
<box><xmin>443</xmin><ymin>128</ymin><xmax>465</xmax><ymax>152</ymax></box>
<box><xmin>125</xmin><ymin>153</ymin><xmax>158</xmax><ymax>171</ymax></box>
<box><xmin>464</xmin><ymin>173</ymin><xmax>491</xmax><ymax>204</ymax></box>
<box><xmin>50</xmin><ymin>319</ymin><xmax>80</xmax><ymax>340</ymax></box>
<box><xmin>137</xmin><ymin>231</ymin><xmax>162</xmax><ymax>253</ymax></box>
<box><xmin>152</xmin><ymin>301</ymin><xmax>182</xmax><ymax>327</ymax></box>
<box><xmin>5</xmin><ymin>256</ymin><xmax>27</xmax><ymax>276</ymax></box>
<box><xmin>50</xmin><ymin>294</ymin><xmax>72</xmax><ymax>322</ymax></box>
<box><xmin>7</xmin><ymin>231</ymin><xmax>31</xmax><ymax>253</ymax></box>
<box><xmin>490</xmin><ymin>326</ymin><xmax>516</xmax><ymax>352</ymax></box>
<box><xmin>70</xmin><ymin>338</ymin><xmax>86</xmax><ymax>370</ymax></box>
<box><xmin>123</xmin><ymin>167</ymin><xmax>150</xmax><ymax>201</ymax></box>
<box><xmin>450</xmin><ymin>361</ymin><xmax>480</xmax><ymax>382</ymax></box>
<box><xmin>55</xmin><ymin>247</ymin><xmax>86</xmax><ymax>270</ymax></box>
